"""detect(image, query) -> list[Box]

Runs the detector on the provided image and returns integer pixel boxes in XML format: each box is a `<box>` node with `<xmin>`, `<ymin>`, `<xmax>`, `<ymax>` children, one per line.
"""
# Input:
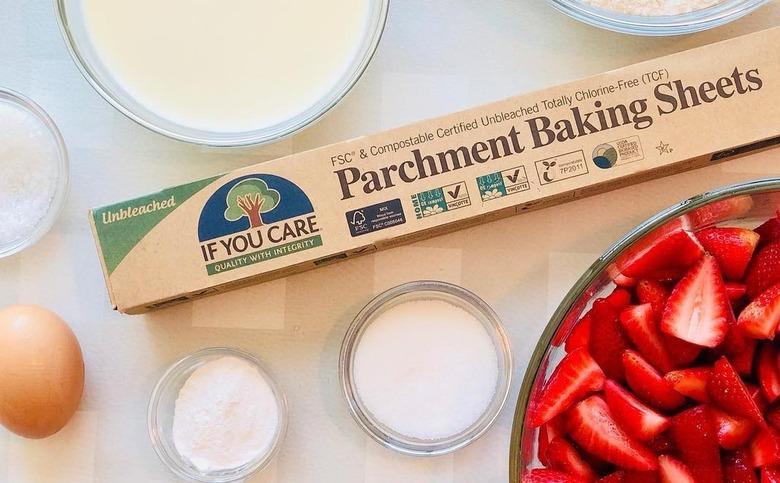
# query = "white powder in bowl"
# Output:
<box><xmin>0</xmin><ymin>100</ymin><xmax>60</xmax><ymax>247</ymax></box>
<box><xmin>353</xmin><ymin>299</ymin><xmax>499</xmax><ymax>441</ymax></box>
<box><xmin>581</xmin><ymin>0</ymin><xmax>723</xmax><ymax>15</ymax></box>
<box><xmin>172</xmin><ymin>356</ymin><xmax>280</xmax><ymax>472</ymax></box>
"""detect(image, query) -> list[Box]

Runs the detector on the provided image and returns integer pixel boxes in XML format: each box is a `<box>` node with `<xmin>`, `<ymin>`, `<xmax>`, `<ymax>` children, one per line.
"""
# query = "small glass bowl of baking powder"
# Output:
<box><xmin>0</xmin><ymin>88</ymin><xmax>69</xmax><ymax>258</ymax></box>
<box><xmin>148</xmin><ymin>347</ymin><xmax>288</xmax><ymax>482</ymax></box>
<box><xmin>340</xmin><ymin>281</ymin><xmax>513</xmax><ymax>456</ymax></box>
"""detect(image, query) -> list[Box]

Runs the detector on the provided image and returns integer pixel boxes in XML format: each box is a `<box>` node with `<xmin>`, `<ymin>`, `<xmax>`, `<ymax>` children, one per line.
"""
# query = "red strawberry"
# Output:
<box><xmin>522</xmin><ymin>468</ymin><xmax>580</xmax><ymax>483</ymax></box>
<box><xmin>738</xmin><ymin>284</ymin><xmax>780</xmax><ymax>340</ymax></box>
<box><xmin>589</xmin><ymin>299</ymin><xmax>630</xmax><ymax>381</ymax></box>
<box><xmin>660</xmin><ymin>255</ymin><xmax>733</xmax><ymax>347</ymax></box>
<box><xmin>608</xmin><ymin>263</ymin><xmax>637</xmax><ymax>288</ymax></box>
<box><xmin>528</xmin><ymin>347</ymin><xmax>605</xmax><ymax>427</ymax></box>
<box><xmin>745</xmin><ymin>242</ymin><xmax>780</xmax><ymax>299</ymax></box>
<box><xmin>697</xmin><ymin>227</ymin><xmax>760</xmax><ymax>280</ymax></box>
<box><xmin>713</xmin><ymin>407</ymin><xmax>758</xmax><ymax>450</ymax></box>
<box><xmin>665</xmin><ymin>367</ymin><xmax>710</xmax><ymax>402</ymax></box>
<box><xmin>648</xmin><ymin>433</ymin><xmax>675</xmax><ymax>454</ymax></box>
<box><xmin>619</xmin><ymin>304</ymin><xmax>674</xmax><ymax>372</ymax></box>
<box><xmin>636</xmin><ymin>279</ymin><xmax>670</xmax><ymax>319</ymax></box>
<box><xmin>750</xmin><ymin>427</ymin><xmax>780</xmax><ymax>467</ymax></box>
<box><xmin>670</xmin><ymin>405</ymin><xmax>723</xmax><ymax>483</ymax></box>
<box><xmin>623</xmin><ymin>350</ymin><xmax>685</xmax><ymax>411</ymax></box>
<box><xmin>710</xmin><ymin>356</ymin><xmax>766</xmax><ymax>425</ymax></box>
<box><xmin>763</xmin><ymin>467</ymin><xmax>780</xmax><ymax>483</ymax></box>
<box><xmin>597</xmin><ymin>472</ymin><xmax>625</xmax><ymax>483</ymax></box>
<box><xmin>606</xmin><ymin>287</ymin><xmax>632</xmax><ymax>311</ymax></box>
<box><xmin>538</xmin><ymin>419</ymin><xmax>563</xmax><ymax>466</ymax></box>
<box><xmin>565</xmin><ymin>395</ymin><xmax>657</xmax><ymax>471</ymax></box>
<box><xmin>546</xmin><ymin>437</ymin><xmax>597</xmax><ymax>482</ymax></box>
<box><xmin>759</xmin><ymin>344</ymin><xmax>780</xmax><ymax>403</ymax></box>
<box><xmin>728</xmin><ymin>282</ymin><xmax>749</xmax><ymax>303</ymax></box>
<box><xmin>658</xmin><ymin>455</ymin><xmax>695</xmax><ymax>483</ymax></box>
<box><xmin>604</xmin><ymin>380</ymin><xmax>670</xmax><ymax>442</ymax></box>
<box><xmin>723</xmin><ymin>326</ymin><xmax>758</xmax><ymax>375</ymax></box>
<box><xmin>565</xmin><ymin>313</ymin><xmax>591</xmax><ymax>353</ymax></box>
<box><xmin>618</xmin><ymin>228</ymin><xmax>704</xmax><ymax>280</ymax></box>
<box><xmin>664</xmin><ymin>333</ymin><xmax>703</xmax><ymax>367</ymax></box>
<box><xmin>724</xmin><ymin>450</ymin><xmax>759</xmax><ymax>483</ymax></box>
<box><xmin>756</xmin><ymin>215</ymin><xmax>780</xmax><ymax>246</ymax></box>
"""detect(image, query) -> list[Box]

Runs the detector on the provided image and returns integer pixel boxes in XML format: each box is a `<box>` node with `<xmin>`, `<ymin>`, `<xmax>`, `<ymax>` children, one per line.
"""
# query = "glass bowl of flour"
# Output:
<box><xmin>0</xmin><ymin>88</ymin><xmax>69</xmax><ymax>259</ymax></box>
<box><xmin>148</xmin><ymin>348</ymin><xmax>287</xmax><ymax>482</ymax></box>
<box><xmin>549</xmin><ymin>0</ymin><xmax>770</xmax><ymax>35</ymax></box>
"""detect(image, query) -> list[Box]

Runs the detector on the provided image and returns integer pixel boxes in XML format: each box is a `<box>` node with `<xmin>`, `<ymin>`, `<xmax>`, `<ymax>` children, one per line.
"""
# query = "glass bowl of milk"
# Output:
<box><xmin>55</xmin><ymin>0</ymin><xmax>389</xmax><ymax>146</ymax></box>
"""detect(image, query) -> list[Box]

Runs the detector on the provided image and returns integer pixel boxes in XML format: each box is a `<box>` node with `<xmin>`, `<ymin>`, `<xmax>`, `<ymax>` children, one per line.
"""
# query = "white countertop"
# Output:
<box><xmin>1</xmin><ymin>1</ymin><xmax>779</xmax><ymax>482</ymax></box>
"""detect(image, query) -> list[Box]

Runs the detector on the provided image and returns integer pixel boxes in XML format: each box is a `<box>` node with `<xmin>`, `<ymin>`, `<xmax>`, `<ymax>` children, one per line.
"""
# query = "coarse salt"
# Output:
<box><xmin>0</xmin><ymin>100</ymin><xmax>60</xmax><ymax>247</ymax></box>
<box><xmin>172</xmin><ymin>356</ymin><xmax>280</xmax><ymax>472</ymax></box>
<box><xmin>581</xmin><ymin>0</ymin><xmax>723</xmax><ymax>16</ymax></box>
<box><xmin>353</xmin><ymin>298</ymin><xmax>499</xmax><ymax>440</ymax></box>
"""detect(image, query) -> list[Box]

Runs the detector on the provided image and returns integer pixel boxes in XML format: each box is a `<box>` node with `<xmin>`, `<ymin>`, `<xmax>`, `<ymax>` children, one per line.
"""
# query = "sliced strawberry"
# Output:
<box><xmin>723</xmin><ymin>325</ymin><xmax>758</xmax><ymax>375</ymax></box>
<box><xmin>565</xmin><ymin>395</ymin><xmax>657</xmax><ymax>471</ymax></box>
<box><xmin>696</xmin><ymin>227</ymin><xmax>760</xmax><ymax>280</ymax></box>
<box><xmin>738</xmin><ymin>283</ymin><xmax>780</xmax><ymax>340</ymax></box>
<box><xmin>763</xmin><ymin>467</ymin><xmax>780</xmax><ymax>483</ymax></box>
<box><xmin>636</xmin><ymin>279</ymin><xmax>670</xmax><ymax>319</ymax></box>
<box><xmin>648</xmin><ymin>433</ymin><xmax>675</xmax><ymax>454</ymax></box>
<box><xmin>606</xmin><ymin>287</ymin><xmax>632</xmax><ymax>311</ymax></box>
<box><xmin>664</xmin><ymin>333</ymin><xmax>703</xmax><ymax>367</ymax></box>
<box><xmin>658</xmin><ymin>455</ymin><xmax>695</xmax><ymax>483</ymax></box>
<box><xmin>607</xmin><ymin>263</ymin><xmax>637</xmax><ymax>288</ymax></box>
<box><xmin>746</xmin><ymin>242</ymin><xmax>780</xmax><ymax>299</ymax></box>
<box><xmin>756</xmin><ymin>215</ymin><xmax>780</xmax><ymax>246</ymax></box>
<box><xmin>522</xmin><ymin>468</ymin><xmax>580</xmax><ymax>483</ymax></box>
<box><xmin>618</xmin><ymin>228</ymin><xmax>704</xmax><ymax>280</ymax></box>
<box><xmin>597</xmin><ymin>472</ymin><xmax>625</xmax><ymax>483</ymax></box>
<box><xmin>546</xmin><ymin>437</ymin><xmax>597</xmax><ymax>482</ymax></box>
<box><xmin>623</xmin><ymin>349</ymin><xmax>685</xmax><ymax>411</ymax></box>
<box><xmin>528</xmin><ymin>347</ymin><xmax>606</xmax><ymax>427</ymax></box>
<box><xmin>710</xmin><ymin>357</ymin><xmax>766</xmax><ymax>425</ymax></box>
<box><xmin>665</xmin><ymin>367</ymin><xmax>710</xmax><ymax>402</ymax></box>
<box><xmin>759</xmin><ymin>344</ymin><xmax>780</xmax><ymax>403</ymax></box>
<box><xmin>660</xmin><ymin>254</ymin><xmax>733</xmax><ymax>348</ymax></box>
<box><xmin>565</xmin><ymin>313</ymin><xmax>591</xmax><ymax>353</ymax></box>
<box><xmin>589</xmin><ymin>299</ymin><xmax>630</xmax><ymax>381</ymax></box>
<box><xmin>750</xmin><ymin>427</ymin><xmax>780</xmax><ymax>467</ymax></box>
<box><xmin>604</xmin><ymin>380</ymin><xmax>670</xmax><ymax>442</ymax></box>
<box><xmin>728</xmin><ymin>282</ymin><xmax>748</xmax><ymax>303</ymax></box>
<box><xmin>670</xmin><ymin>405</ymin><xmax>723</xmax><ymax>483</ymax></box>
<box><xmin>713</xmin><ymin>407</ymin><xmax>758</xmax><ymax>450</ymax></box>
<box><xmin>724</xmin><ymin>450</ymin><xmax>759</xmax><ymax>483</ymax></box>
<box><xmin>619</xmin><ymin>304</ymin><xmax>674</xmax><ymax>372</ymax></box>
<box><xmin>538</xmin><ymin>419</ymin><xmax>563</xmax><ymax>466</ymax></box>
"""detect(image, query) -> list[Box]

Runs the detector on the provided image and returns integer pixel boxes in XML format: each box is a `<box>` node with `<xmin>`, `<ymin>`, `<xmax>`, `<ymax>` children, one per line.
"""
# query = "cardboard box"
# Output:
<box><xmin>91</xmin><ymin>27</ymin><xmax>780</xmax><ymax>314</ymax></box>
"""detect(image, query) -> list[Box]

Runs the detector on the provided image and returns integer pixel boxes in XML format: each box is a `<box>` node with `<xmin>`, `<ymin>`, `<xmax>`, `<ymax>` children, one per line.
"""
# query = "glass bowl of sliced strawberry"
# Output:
<box><xmin>510</xmin><ymin>177</ymin><xmax>780</xmax><ymax>483</ymax></box>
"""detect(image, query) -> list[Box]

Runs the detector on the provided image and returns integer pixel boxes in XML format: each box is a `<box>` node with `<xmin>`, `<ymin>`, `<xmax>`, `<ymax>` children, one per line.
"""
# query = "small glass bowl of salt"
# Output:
<box><xmin>0</xmin><ymin>88</ymin><xmax>69</xmax><ymax>258</ymax></box>
<box><xmin>148</xmin><ymin>347</ymin><xmax>288</xmax><ymax>482</ymax></box>
<box><xmin>340</xmin><ymin>280</ymin><xmax>513</xmax><ymax>456</ymax></box>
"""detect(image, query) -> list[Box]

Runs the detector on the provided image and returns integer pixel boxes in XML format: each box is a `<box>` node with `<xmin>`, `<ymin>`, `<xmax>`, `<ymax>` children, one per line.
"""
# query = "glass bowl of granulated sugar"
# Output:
<box><xmin>148</xmin><ymin>347</ymin><xmax>288</xmax><ymax>482</ymax></box>
<box><xmin>548</xmin><ymin>0</ymin><xmax>769</xmax><ymax>35</ymax></box>
<box><xmin>0</xmin><ymin>88</ymin><xmax>69</xmax><ymax>258</ymax></box>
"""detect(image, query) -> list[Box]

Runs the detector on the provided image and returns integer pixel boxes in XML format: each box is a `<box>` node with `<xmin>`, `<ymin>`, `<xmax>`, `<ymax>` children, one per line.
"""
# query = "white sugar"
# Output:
<box><xmin>353</xmin><ymin>299</ymin><xmax>499</xmax><ymax>440</ymax></box>
<box><xmin>0</xmin><ymin>100</ymin><xmax>59</xmax><ymax>247</ymax></box>
<box><xmin>581</xmin><ymin>0</ymin><xmax>723</xmax><ymax>16</ymax></box>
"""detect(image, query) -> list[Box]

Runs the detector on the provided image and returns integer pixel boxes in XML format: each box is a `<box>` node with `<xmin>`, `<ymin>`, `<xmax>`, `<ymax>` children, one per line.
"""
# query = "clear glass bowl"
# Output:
<box><xmin>148</xmin><ymin>347</ymin><xmax>288</xmax><ymax>482</ymax></box>
<box><xmin>548</xmin><ymin>0</ymin><xmax>770</xmax><ymax>35</ymax></box>
<box><xmin>0</xmin><ymin>88</ymin><xmax>69</xmax><ymax>259</ymax></box>
<box><xmin>340</xmin><ymin>280</ymin><xmax>513</xmax><ymax>456</ymax></box>
<box><xmin>509</xmin><ymin>177</ymin><xmax>780</xmax><ymax>482</ymax></box>
<box><xmin>54</xmin><ymin>0</ymin><xmax>389</xmax><ymax>147</ymax></box>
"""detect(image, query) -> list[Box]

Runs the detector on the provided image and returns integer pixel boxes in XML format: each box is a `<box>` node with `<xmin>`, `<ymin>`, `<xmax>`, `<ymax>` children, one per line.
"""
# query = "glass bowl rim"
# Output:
<box><xmin>547</xmin><ymin>0</ymin><xmax>770</xmax><ymax>36</ymax></box>
<box><xmin>0</xmin><ymin>87</ymin><xmax>69</xmax><ymax>259</ymax></box>
<box><xmin>53</xmin><ymin>0</ymin><xmax>390</xmax><ymax>147</ymax></box>
<box><xmin>147</xmin><ymin>346</ymin><xmax>288</xmax><ymax>482</ymax></box>
<box><xmin>508</xmin><ymin>177</ymin><xmax>780</xmax><ymax>481</ymax></box>
<box><xmin>340</xmin><ymin>280</ymin><xmax>513</xmax><ymax>456</ymax></box>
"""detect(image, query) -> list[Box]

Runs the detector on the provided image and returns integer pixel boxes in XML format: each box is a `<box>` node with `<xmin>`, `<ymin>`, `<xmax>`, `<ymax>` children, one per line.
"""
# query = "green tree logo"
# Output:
<box><xmin>224</xmin><ymin>178</ymin><xmax>280</xmax><ymax>228</ymax></box>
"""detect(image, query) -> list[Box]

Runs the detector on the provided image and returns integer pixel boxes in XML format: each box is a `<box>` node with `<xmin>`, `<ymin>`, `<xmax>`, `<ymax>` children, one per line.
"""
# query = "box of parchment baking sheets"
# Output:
<box><xmin>90</xmin><ymin>27</ymin><xmax>780</xmax><ymax>314</ymax></box>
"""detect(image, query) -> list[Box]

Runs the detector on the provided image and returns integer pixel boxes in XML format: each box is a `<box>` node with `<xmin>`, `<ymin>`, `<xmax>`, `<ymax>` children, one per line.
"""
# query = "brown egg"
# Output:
<box><xmin>0</xmin><ymin>305</ymin><xmax>85</xmax><ymax>438</ymax></box>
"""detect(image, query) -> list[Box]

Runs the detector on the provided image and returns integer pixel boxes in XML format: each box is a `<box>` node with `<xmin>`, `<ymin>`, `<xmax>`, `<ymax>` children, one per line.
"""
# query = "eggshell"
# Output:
<box><xmin>0</xmin><ymin>305</ymin><xmax>85</xmax><ymax>438</ymax></box>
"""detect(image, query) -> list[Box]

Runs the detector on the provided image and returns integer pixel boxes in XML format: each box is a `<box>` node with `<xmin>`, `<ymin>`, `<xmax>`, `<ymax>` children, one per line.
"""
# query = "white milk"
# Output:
<box><xmin>80</xmin><ymin>0</ymin><xmax>370</xmax><ymax>133</ymax></box>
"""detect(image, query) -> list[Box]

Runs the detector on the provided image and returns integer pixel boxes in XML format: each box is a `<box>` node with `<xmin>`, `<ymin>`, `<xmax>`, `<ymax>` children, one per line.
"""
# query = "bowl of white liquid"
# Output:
<box><xmin>340</xmin><ymin>281</ymin><xmax>513</xmax><ymax>456</ymax></box>
<box><xmin>55</xmin><ymin>0</ymin><xmax>388</xmax><ymax>146</ymax></box>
